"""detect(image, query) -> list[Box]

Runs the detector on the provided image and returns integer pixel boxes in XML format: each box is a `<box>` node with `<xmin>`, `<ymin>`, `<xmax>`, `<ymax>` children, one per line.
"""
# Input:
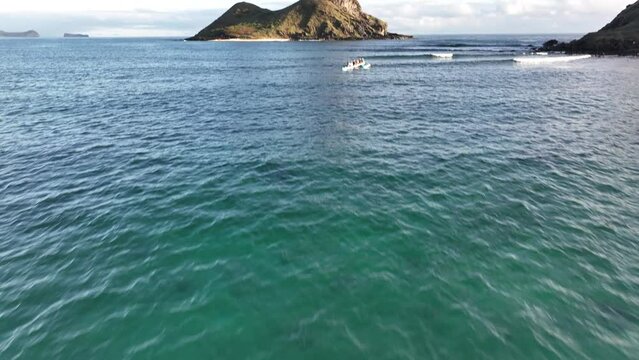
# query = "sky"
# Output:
<box><xmin>0</xmin><ymin>0</ymin><xmax>634</xmax><ymax>37</ymax></box>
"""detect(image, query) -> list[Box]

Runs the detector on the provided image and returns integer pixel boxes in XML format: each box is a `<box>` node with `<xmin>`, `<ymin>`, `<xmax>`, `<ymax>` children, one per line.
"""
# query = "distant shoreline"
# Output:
<box><xmin>209</xmin><ymin>38</ymin><xmax>291</xmax><ymax>42</ymax></box>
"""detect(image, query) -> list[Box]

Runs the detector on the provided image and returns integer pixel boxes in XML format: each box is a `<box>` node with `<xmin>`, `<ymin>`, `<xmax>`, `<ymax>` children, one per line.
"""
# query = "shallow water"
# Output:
<box><xmin>1</xmin><ymin>35</ymin><xmax>639</xmax><ymax>359</ymax></box>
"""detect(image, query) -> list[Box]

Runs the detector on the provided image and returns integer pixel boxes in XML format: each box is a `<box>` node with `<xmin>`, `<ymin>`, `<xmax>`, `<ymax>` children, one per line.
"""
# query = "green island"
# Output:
<box><xmin>187</xmin><ymin>0</ymin><xmax>411</xmax><ymax>41</ymax></box>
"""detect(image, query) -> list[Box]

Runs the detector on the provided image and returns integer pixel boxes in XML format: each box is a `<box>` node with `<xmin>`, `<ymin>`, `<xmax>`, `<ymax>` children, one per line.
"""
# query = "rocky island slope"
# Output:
<box><xmin>0</xmin><ymin>30</ymin><xmax>40</xmax><ymax>38</ymax></box>
<box><xmin>541</xmin><ymin>1</ymin><xmax>639</xmax><ymax>55</ymax></box>
<box><xmin>187</xmin><ymin>0</ymin><xmax>410</xmax><ymax>41</ymax></box>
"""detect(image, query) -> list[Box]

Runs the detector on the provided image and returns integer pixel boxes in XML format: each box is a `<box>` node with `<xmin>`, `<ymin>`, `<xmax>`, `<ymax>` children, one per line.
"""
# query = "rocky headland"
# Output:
<box><xmin>540</xmin><ymin>1</ymin><xmax>639</xmax><ymax>55</ymax></box>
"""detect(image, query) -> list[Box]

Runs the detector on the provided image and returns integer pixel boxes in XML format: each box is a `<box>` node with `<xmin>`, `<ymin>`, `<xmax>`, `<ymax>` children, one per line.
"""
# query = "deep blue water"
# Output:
<box><xmin>1</xmin><ymin>35</ymin><xmax>639</xmax><ymax>359</ymax></box>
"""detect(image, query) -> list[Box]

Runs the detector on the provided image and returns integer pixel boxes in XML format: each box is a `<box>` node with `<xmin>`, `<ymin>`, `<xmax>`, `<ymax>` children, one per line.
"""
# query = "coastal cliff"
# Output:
<box><xmin>542</xmin><ymin>1</ymin><xmax>639</xmax><ymax>55</ymax></box>
<box><xmin>187</xmin><ymin>0</ymin><xmax>411</xmax><ymax>41</ymax></box>
<box><xmin>0</xmin><ymin>30</ymin><xmax>40</xmax><ymax>38</ymax></box>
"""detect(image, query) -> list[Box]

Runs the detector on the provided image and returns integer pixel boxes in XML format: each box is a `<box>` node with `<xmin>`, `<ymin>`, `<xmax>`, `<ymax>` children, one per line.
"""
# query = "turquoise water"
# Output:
<box><xmin>1</xmin><ymin>35</ymin><xmax>638</xmax><ymax>359</ymax></box>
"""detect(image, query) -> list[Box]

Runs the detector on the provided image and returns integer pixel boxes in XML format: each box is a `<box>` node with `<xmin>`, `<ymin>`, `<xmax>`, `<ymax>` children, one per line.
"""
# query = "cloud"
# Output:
<box><xmin>0</xmin><ymin>0</ymin><xmax>634</xmax><ymax>36</ymax></box>
<box><xmin>0</xmin><ymin>9</ymin><xmax>222</xmax><ymax>37</ymax></box>
<box><xmin>362</xmin><ymin>0</ymin><xmax>632</xmax><ymax>34</ymax></box>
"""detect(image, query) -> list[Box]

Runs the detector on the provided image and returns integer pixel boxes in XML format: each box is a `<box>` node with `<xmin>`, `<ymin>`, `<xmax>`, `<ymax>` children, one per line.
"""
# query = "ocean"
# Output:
<box><xmin>1</xmin><ymin>35</ymin><xmax>638</xmax><ymax>359</ymax></box>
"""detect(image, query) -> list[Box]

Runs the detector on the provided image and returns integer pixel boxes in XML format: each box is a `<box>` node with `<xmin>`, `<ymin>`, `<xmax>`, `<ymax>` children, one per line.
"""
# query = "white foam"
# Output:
<box><xmin>513</xmin><ymin>55</ymin><xmax>591</xmax><ymax>64</ymax></box>
<box><xmin>428</xmin><ymin>53</ymin><xmax>454</xmax><ymax>59</ymax></box>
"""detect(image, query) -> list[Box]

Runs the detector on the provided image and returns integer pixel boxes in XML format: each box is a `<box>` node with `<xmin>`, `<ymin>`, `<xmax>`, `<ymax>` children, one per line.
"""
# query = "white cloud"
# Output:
<box><xmin>0</xmin><ymin>0</ymin><xmax>634</xmax><ymax>36</ymax></box>
<box><xmin>363</xmin><ymin>0</ymin><xmax>632</xmax><ymax>34</ymax></box>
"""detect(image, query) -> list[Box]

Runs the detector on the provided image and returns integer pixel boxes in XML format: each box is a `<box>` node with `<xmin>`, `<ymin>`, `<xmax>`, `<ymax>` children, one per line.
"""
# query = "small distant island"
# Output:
<box><xmin>0</xmin><ymin>30</ymin><xmax>40</xmax><ymax>38</ymax></box>
<box><xmin>64</xmin><ymin>33</ymin><xmax>89</xmax><ymax>38</ymax></box>
<box><xmin>540</xmin><ymin>1</ymin><xmax>639</xmax><ymax>55</ymax></box>
<box><xmin>187</xmin><ymin>0</ymin><xmax>411</xmax><ymax>41</ymax></box>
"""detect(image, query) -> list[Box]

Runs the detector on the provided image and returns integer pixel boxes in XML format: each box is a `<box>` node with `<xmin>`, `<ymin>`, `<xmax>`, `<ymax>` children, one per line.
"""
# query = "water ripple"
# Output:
<box><xmin>1</xmin><ymin>36</ymin><xmax>638</xmax><ymax>359</ymax></box>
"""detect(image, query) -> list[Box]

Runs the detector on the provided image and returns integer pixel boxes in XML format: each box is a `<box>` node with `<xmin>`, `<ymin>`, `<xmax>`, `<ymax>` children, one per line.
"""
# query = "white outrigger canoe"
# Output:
<box><xmin>342</xmin><ymin>61</ymin><xmax>372</xmax><ymax>72</ymax></box>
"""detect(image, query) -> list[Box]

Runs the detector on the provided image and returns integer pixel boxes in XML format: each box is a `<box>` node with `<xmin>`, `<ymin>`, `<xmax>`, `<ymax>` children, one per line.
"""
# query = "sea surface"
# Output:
<box><xmin>1</xmin><ymin>35</ymin><xmax>638</xmax><ymax>359</ymax></box>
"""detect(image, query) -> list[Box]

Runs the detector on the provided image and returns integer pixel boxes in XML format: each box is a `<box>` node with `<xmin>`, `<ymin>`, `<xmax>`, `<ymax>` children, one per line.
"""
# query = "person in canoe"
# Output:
<box><xmin>346</xmin><ymin>58</ymin><xmax>365</xmax><ymax>67</ymax></box>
